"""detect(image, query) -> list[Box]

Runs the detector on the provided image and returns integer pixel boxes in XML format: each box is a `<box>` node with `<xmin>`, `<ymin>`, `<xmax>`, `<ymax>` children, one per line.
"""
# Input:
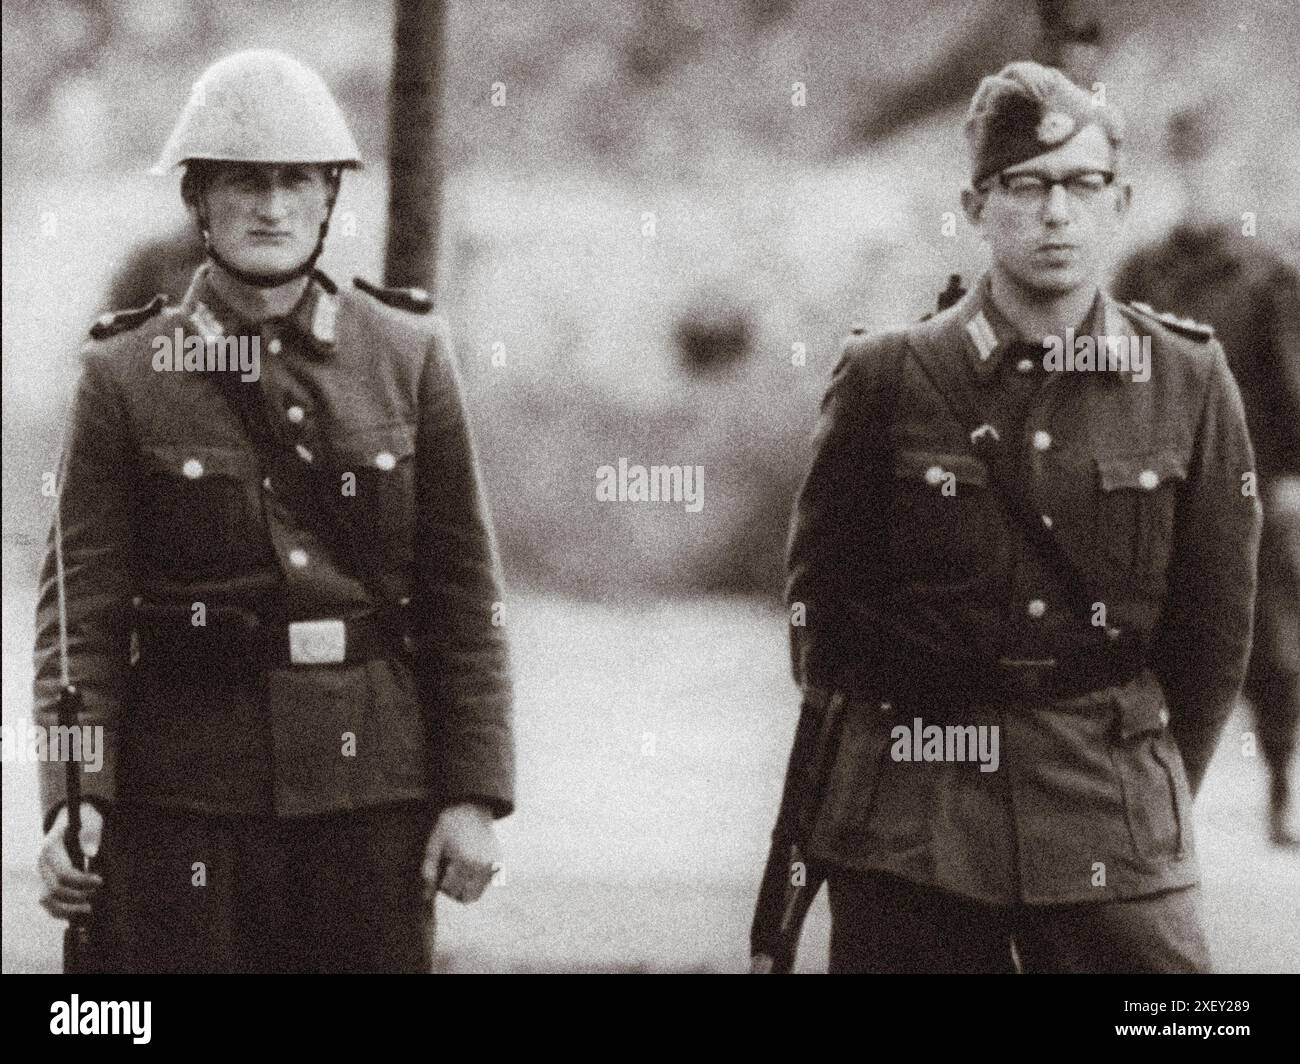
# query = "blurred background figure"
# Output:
<box><xmin>1112</xmin><ymin>106</ymin><xmax>1300</xmax><ymax>847</ymax></box>
<box><xmin>99</xmin><ymin>223</ymin><xmax>204</xmax><ymax>312</ymax></box>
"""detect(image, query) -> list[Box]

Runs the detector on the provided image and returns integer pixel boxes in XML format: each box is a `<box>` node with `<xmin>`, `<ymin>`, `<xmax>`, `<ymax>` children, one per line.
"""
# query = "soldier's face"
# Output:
<box><xmin>199</xmin><ymin>163</ymin><xmax>333</xmax><ymax>276</ymax></box>
<box><xmin>962</xmin><ymin>125</ymin><xmax>1131</xmax><ymax>297</ymax></box>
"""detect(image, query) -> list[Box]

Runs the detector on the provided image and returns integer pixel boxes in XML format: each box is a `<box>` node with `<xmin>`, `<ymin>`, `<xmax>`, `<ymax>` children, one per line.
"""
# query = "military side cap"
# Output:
<box><xmin>965</xmin><ymin>61</ymin><xmax>1123</xmax><ymax>185</ymax></box>
<box><xmin>1127</xmin><ymin>300</ymin><xmax>1214</xmax><ymax>341</ymax></box>
<box><xmin>353</xmin><ymin>277</ymin><xmax>433</xmax><ymax>313</ymax></box>
<box><xmin>89</xmin><ymin>294</ymin><xmax>168</xmax><ymax>339</ymax></box>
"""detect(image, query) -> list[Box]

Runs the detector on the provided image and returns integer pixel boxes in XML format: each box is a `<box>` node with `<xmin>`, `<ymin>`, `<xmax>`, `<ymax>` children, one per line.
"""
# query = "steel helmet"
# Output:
<box><xmin>151</xmin><ymin>49</ymin><xmax>361</xmax><ymax>175</ymax></box>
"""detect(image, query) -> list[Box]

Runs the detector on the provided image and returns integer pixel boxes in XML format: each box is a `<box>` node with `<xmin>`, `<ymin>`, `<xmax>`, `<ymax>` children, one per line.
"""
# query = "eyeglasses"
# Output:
<box><xmin>984</xmin><ymin>169</ymin><xmax>1116</xmax><ymax>204</ymax></box>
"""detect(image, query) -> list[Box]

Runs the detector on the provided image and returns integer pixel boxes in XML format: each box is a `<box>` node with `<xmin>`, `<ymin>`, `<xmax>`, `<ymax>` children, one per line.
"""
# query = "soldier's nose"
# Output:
<box><xmin>254</xmin><ymin>188</ymin><xmax>290</xmax><ymax>220</ymax></box>
<box><xmin>1041</xmin><ymin>184</ymin><xmax>1073</xmax><ymax>224</ymax></box>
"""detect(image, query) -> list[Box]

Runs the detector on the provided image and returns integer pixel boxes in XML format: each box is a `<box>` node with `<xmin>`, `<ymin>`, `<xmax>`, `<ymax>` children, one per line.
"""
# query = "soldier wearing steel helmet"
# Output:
<box><xmin>34</xmin><ymin>50</ymin><xmax>515</xmax><ymax>972</ymax></box>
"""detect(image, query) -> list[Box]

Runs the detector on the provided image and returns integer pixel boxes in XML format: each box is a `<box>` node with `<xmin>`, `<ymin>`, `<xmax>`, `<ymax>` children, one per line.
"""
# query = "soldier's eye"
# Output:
<box><xmin>1063</xmin><ymin>171</ymin><xmax>1114</xmax><ymax>195</ymax></box>
<box><xmin>1002</xmin><ymin>174</ymin><xmax>1048</xmax><ymax>197</ymax></box>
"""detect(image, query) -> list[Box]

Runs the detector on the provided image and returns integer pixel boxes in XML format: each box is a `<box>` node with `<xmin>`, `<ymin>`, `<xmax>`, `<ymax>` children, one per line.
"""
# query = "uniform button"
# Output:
<box><xmin>295</xmin><ymin>443</ymin><xmax>313</xmax><ymax>463</ymax></box>
<box><xmin>1016</xmin><ymin>358</ymin><xmax>1035</xmax><ymax>373</ymax></box>
<box><xmin>924</xmin><ymin>464</ymin><xmax>945</xmax><ymax>486</ymax></box>
<box><xmin>262</xmin><ymin>476</ymin><xmax>273</xmax><ymax>492</ymax></box>
<box><xmin>286</xmin><ymin>405</ymin><xmax>305</xmax><ymax>424</ymax></box>
<box><xmin>1041</xmin><ymin>514</ymin><xmax>1053</xmax><ymax>529</ymax></box>
<box><xmin>1106</xmin><ymin>626</ymin><xmax>1123</xmax><ymax>641</ymax></box>
<box><xmin>267</xmin><ymin>338</ymin><xmax>283</xmax><ymax>355</ymax></box>
<box><xmin>1027</xmin><ymin>598</ymin><xmax>1047</xmax><ymax>619</ymax></box>
<box><xmin>182</xmin><ymin>458</ymin><xmax>204</xmax><ymax>479</ymax></box>
<box><xmin>1138</xmin><ymin>469</ymin><xmax>1160</xmax><ymax>490</ymax></box>
<box><xmin>288</xmin><ymin>548</ymin><xmax>309</xmax><ymax>568</ymax></box>
<box><xmin>1032</xmin><ymin>430</ymin><xmax>1052</xmax><ymax>452</ymax></box>
<box><xmin>373</xmin><ymin>450</ymin><xmax>397</xmax><ymax>472</ymax></box>
<box><xmin>1158</xmin><ymin>708</ymin><xmax>1170</xmax><ymax>727</ymax></box>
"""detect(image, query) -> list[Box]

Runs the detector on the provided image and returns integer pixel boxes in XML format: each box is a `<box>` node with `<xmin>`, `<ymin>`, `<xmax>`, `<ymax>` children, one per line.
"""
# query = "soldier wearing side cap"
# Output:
<box><xmin>34</xmin><ymin>50</ymin><xmax>515</xmax><ymax>972</ymax></box>
<box><xmin>755</xmin><ymin>62</ymin><xmax>1260</xmax><ymax>973</ymax></box>
<box><xmin>1113</xmin><ymin>106</ymin><xmax>1300</xmax><ymax>847</ymax></box>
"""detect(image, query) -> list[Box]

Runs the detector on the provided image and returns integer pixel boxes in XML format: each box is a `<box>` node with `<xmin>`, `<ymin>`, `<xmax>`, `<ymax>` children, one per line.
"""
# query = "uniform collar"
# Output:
<box><xmin>950</xmin><ymin>272</ymin><xmax>1118</xmax><ymax>385</ymax></box>
<box><xmin>178</xmin><ymin>263</ymin><xmax>339</xmax><ymax>357</ymax></box>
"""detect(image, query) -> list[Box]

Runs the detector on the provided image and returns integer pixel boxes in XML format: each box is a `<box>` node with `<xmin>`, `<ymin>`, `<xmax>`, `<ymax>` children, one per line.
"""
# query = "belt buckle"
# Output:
<box><xmin>997</xmin><ymin>657</ymin><xmax>1057</xmax><ymax>696</ymax></box>
<box><xmin>288</xmin><ymin>619</ymin><xmax>347</xmax><ymax>665</ymax></box>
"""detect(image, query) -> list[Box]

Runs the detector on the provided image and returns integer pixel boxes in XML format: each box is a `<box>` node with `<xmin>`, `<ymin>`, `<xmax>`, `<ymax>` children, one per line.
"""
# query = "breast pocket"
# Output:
<box><xmin>137</xmin><ymin>442</ymin><xmax>265</xmax><ymax>581</ymax></box>
<box><xmin>333</xmin><ymin>423</ymin><xmax>417</xmax><ymax>573</ymax></box>
<box><xmin>1095</xmin><ymin>451</ymin><xmax>1188</xmax><ymax>580</ymax></box>
<box><xmin>888</xmin><ymin>448</ymin><xmax>995</xmax><ymax>583</ymax></box>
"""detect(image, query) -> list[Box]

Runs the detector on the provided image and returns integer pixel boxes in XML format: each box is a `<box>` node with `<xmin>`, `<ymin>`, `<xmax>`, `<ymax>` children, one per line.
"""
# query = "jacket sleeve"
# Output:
<box><xmin>413</xmin><ymin>319</ymin><xmax>516</xmax><ymax>818</ymax></box>
<box><xmin>1151</xmin><ymin>343</ymin><xmax>1262</xmax><ymax>795</ymax></box>
<box><xmin>33</xmin><ymin>348</ymin><xmax>135</xmax><ymax>832</ymax></box>
<box><xmin>785</xmin><ymin>334</ymin><xmax>901</xmax><ymax>690</ymax></box>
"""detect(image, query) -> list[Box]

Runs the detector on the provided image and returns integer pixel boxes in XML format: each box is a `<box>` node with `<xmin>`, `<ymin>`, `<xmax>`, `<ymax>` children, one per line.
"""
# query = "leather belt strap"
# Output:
<box><xmin>825</xmin><ymin>638</ymin><xmax>1145</xmax><ymax>706</ymax></box>
<box><xmin>132</xmin><ymin>602</ymin><xmax>412</xmax><ymax>670</ymax></box>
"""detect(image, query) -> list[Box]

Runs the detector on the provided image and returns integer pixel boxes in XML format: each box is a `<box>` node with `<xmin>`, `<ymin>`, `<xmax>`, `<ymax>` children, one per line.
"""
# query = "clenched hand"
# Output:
<box><xmin>422</xmin><ymin>802</ymin><xmax>500</xmax><ymax>904</ymax></box>
<box><xmin>39</xmin><ymin>803</ymin><xmax>103</xmax><ymax>920</ymax></box>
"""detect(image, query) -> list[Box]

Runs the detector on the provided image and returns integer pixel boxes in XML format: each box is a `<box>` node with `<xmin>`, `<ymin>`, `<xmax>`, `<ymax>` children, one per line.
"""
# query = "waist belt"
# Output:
<box><xmin>828</xmin><ymin>638</ymin><xmax>1146</xmax><ymax>705</ymax></box>
<box><xmin>132</xmin><ymin>602</ymin><xmax>412</xmax><ymax>670</ymax></box>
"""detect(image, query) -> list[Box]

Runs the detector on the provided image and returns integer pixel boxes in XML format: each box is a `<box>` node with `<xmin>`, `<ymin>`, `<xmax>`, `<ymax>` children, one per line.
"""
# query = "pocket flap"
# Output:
<box><xmin>1097</xmin><ymin>451</ymin><xmax>1188</xmax><ymax>492</ymax></box>
<box><xmin>141</xmin><ymin>441</ymin><xmax>256</xmax><ymax>480</ymax></box>
<box><xmin>1112</xmin><ymin>671</ymin><xmax>1171</xmax><ymax>740</ymax></box>
<box><xmin>893</xmin><ymin>448</ymin><xmax>988</xmax><ymax>488</ymax></box>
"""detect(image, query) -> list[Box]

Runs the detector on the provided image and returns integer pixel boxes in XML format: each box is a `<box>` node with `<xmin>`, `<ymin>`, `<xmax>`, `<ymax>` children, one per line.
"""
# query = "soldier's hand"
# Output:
<box><xmin>38</xmin><ymin>803</ymin><xmax>104</xmax><ymax>920</ymax></box>
<box><xmin>423</xmin><ymin>802</ymin><xmax>500</xmax><ymax>905</ymax></box>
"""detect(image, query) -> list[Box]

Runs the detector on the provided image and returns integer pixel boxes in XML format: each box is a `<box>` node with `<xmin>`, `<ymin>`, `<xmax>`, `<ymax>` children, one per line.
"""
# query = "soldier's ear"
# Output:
<box><xmin>961</xmin><ymin>186</ymin><xmax>985</xmax><ymax>227</ymax></box>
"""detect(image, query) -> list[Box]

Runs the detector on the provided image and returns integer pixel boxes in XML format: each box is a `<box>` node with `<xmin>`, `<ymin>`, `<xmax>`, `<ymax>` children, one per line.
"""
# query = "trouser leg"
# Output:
<box><xmin>1249</xmin><ymin>666</ymin><xmax>1299</xmax><ymax>790</ymax></box>
<box><xmin>1014</xmin><ymin>885</ymin><xmax>1212</xmax><ymax>974</ymax></box>
<box><xmin>92</xmin><ymin>805</ymin><xmax>293</xmax><ymax>973</ymax></box>
<box><xmin>826</xmin><ymin>868</ymin><xmax>1015</xmax><ymax>973</ymax></box>
<box><xmin>297</xmin><ymin>801</ymin><xmax>436</xmax><ymax>974</ymax></box>
<box><xmin>1249</xmin><ymin>516</ymin><xmax>1300</xmax><ymax>812</ymax></box>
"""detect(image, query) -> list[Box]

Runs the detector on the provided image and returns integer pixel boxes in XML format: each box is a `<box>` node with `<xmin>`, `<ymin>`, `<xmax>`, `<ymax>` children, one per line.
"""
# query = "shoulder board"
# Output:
<box><xmin>1126</xmin><ymin>300</ymin><xmax>1215</xmax><ymax>342</ymax></box>
<box><xmin>89</xmin><ymin>294</ymin><xmax>167</xmax><ymax>340</ymax></box>
<box><xmin>353</xmin><ymin>277</ymin><xmax>433</xmax><ymax>313</ymax></box>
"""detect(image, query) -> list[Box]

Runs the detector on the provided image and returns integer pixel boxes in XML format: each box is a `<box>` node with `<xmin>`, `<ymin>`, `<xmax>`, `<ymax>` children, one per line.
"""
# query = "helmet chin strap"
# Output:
<box><xmin>195</xmin><ymin>168</ymin><xmax>341</xmax><ymax>290</ymax></box>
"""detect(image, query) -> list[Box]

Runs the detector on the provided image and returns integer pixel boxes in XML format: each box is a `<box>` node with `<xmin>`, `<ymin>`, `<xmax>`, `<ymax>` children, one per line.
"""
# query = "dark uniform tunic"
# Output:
<box><xmin>787</xmin><ymin>273</ymin><xmax>1260</xmax><ymax>969</ymax></box>
<box><xmin>1114</xmin><ymin>224</ymin><xmax>1300</xmax><ymax>788</ymax></box>
<box><xmin>33</xmin><ymin>264</ymin><xmax>514</xmax><ymax>971</ymax></box>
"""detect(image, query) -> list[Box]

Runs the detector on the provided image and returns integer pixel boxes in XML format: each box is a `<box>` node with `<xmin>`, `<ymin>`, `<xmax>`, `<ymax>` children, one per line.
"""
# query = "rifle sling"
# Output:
<box><xmin>905</xmin><ymin>327</ymin><xmax>1118</xmax><ymax>641</ymax></box>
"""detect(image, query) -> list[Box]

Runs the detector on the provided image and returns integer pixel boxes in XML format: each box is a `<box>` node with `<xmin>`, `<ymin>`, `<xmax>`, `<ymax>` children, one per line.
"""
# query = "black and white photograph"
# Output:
<box><xmin>2</xmin><ymin>0</ymin><xmax>1298</xmax><ymax>1017</ymax></box>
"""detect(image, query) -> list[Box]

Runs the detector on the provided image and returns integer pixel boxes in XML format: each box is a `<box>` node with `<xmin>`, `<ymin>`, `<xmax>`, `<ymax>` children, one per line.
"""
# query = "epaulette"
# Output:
<box><xmin>353</xmin><ymin>277</ymin><xmax>433</xmax><ymax>313</ymax></box>
<box><xmin>89</xmin><ymin>294</ymin><xmax>168</xmax><ymax>340</ymax></box>
<box><xmin>1126</xmin><ymin>300</ymin><xmax>1215</xmax><ymax>342</ymax></box>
